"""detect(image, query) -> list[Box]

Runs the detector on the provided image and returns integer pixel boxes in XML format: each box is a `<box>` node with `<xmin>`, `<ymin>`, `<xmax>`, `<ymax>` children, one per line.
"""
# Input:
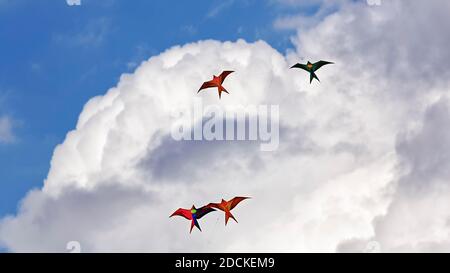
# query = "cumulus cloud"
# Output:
<box><xmin>273</xmin><ymin>0</ymin><xmax>351</xmax><ymax>31</ymax></box>
<box><xmin>1</xmin><ymin>0</ymin><xmax>450</xmax><ymax>252</ymax></box>
<box><xmin>372</xmin><ymin>99</ymin><xmax>450</xmax><ymax>252</ymax></box>
<box><xmin>294</xmin><ymin>0</ymin><xmax>450</xmax><ymax>252</ymax></box>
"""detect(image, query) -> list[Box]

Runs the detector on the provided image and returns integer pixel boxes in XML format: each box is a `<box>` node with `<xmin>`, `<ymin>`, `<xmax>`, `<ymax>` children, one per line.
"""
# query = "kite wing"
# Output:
<box><xmin>198</xmin><ymin>81</ymin><xmax>218</xmax><ymax>93</ymax></box>
<box><xmin>313</xmin><ymin>60</ymin><xmax>334</xmax><ymax>71</ymax></box>
<box><xmin>196</xmin><ymin>206</ymin><xmax>216</xmax><ymax>219</ymax></box>
<box><xmin>219</xmin><ymin>71</ymin><xmax>234</xmax><ymax>83</ymax></box>
<box><xmin>206</xmin><ymin>202</ymin><xmax>222</xmax><ymax>210</ymax></box>
<box><xmin>230</xmin><ymin>196</ymin><xmax>250</xmax><ymax>210</ymax></box>
<box><xmin>170</xmin><ymin>208</ymin><xmax>192</xmax><ymax>220</ymax></box>
<box><xmin>290</xmin><ymin>63</ymin><xmax>310</xmax><ymax>72</ymax></box>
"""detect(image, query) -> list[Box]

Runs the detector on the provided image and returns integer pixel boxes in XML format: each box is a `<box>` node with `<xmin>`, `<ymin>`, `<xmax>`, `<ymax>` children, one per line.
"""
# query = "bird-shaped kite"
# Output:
<box><xmin>290</xmin><ymin>60</ymin><xmax>334</xmax><ymax>83</ymax></box>
<box><xmin>198</xmin><ymin>71</ymin><xmax>234</xmax><ymax>99</ymax></box>
<box><xmin>170</xmin><ymin>205</ymin><xmax>216</xmax><ymax>233</ymax></box>
<box><xmin>207</xmin><ymin>197</ymin><xmax>250</xmax><ymax>225</ymax></box>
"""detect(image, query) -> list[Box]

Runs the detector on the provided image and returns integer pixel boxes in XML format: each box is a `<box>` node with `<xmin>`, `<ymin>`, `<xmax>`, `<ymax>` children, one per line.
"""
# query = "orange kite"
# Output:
<box><xmin>198</xmin><ymin>71</ymin><xmax>234</xmax><ymax>99</ymax></box>
<box><xmin>207</xmin><ymin>197</ymin><xmax>250</xmax><ymax>225</ymax></box>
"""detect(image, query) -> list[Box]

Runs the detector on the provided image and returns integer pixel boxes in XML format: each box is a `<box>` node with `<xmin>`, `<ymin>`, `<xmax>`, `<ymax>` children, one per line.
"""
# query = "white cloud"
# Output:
<box><xmin>0</xmin><ymin>115</ymin><xmax>14</xmax><ymax>144</ymax></box>
<box><xmin>66</xmin><ymin>0</ymin><xmax>81</xmax><ymax>6</ymax></box>
<box><xmin>291</xmin><ymin>0</ymin><xmax>450</xmax><ymax>252</ymax></box>
<box><xmin>372</xmin><ymin>98</ymin><xmax>450</xmax><ymax>252</ymax></box>
<box><xmin>1</xmin><ymin>0</ymin><xmax>450</xmax><ymax>252</ymax></box>
<box><xmin>207</xmin><ymin>0</ymin><xmax>235</xmax><ymax>18</ymax></box>
<box><xmin>54</xmin><ymin>18</ymin><xmax>110</xmax><ymax>47</ymax></box>
<box><xmin>367</xmin><ymin>0</ymin><xmax>382</xmax><ymax>6</ymax></box>
<box><xmin>273</xmin><ymin>0</ymin><xmax>350</xmax><ymax>31</ymax></box>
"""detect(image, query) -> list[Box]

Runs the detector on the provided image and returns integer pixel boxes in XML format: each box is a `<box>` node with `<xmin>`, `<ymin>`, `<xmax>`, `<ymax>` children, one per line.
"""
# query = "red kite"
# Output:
<box><xmin>198</xmin><ymin>70</ymin><xmax>234</xmax><ymax>99</ymax></box>
<box><xmin>170</xmin><ymin>205</ymin><xmax>216</xmax><ymax>233</ymax></box>
<box><xmin>207</xmin><ymin>197</ymin><xmax>250</xmax><ymax>225</ymax></box>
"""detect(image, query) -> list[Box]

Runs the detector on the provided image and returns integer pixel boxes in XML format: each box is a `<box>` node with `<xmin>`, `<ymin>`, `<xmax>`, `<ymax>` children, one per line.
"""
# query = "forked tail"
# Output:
<box><xmin>310</xmin><ymin>72</ymin><xmax>320</xmax><ymax>83</ymax></box>
<box><xmin>218</xmin><ymin>85</ymin><xmax>229</xmax><ymax>99</ymax></box>
<box><xmin>190</xmin><ymin>219</ymin><xmax>201</xmax><ymax>233</ymax></box>
<box><xmin>225</xmin><ymin>211</ymin><xmax>238</xmax><ymax>225</ymax></box>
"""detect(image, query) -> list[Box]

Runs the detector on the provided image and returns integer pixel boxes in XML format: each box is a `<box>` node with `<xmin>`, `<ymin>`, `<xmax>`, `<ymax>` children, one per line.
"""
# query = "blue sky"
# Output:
<box><xmin>0</xmin><ymin>0</ymin><xmax>321</xmax><ymax>217</ymax></box>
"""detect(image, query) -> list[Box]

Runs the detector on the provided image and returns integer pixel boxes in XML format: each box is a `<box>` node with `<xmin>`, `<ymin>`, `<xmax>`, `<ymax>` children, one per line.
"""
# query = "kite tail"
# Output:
<box><xmin>225</xmin><ymin>211</ymin><xmax>238</xmax><ymax>225</ymax></box>
<box><xmin>218</xmin><ymin>85</ymin><xmax>229</xmax><ymax>99</ymax></box>
<box><xmin>310</xmin><ymin>72</ymin><xmax>320</xmax><ymax>83</ymax></box>
<box><xmin>219</xmin><ymin>85</ymin><xmax>229</xmax><ymax>94</ymax></box>
<box><xmin>190</xmin><ymin>219</ymin><xmax>201</xmax><ymax>233</ymax></box>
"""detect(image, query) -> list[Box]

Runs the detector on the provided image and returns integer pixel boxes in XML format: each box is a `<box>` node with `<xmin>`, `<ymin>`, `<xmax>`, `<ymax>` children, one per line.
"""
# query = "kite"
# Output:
<box><xmin>198</xmin><ymin>70</ymin><xmax>234</xmax><ymax>99</ymax></box>
<box><xmin>170</xmin><ymin>205</ymin><xmax>216</xmax><ymax>233</ymax></box>
<box><xmin>207</xmin><ymin>197</ymin><xmax>250</xmax><ymax>225</ymax></box>
<box><xmin>290</xmin><ymin>60</ymin><xmax>334</xmax><ymax>83</ymax></box>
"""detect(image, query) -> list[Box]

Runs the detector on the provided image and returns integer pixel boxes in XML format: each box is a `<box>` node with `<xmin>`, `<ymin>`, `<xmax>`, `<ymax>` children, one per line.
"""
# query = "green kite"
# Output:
<box><xmin>291</xmin><ymin>60</ymin><xmax>334</xmax><ymax>83</ymax></box>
